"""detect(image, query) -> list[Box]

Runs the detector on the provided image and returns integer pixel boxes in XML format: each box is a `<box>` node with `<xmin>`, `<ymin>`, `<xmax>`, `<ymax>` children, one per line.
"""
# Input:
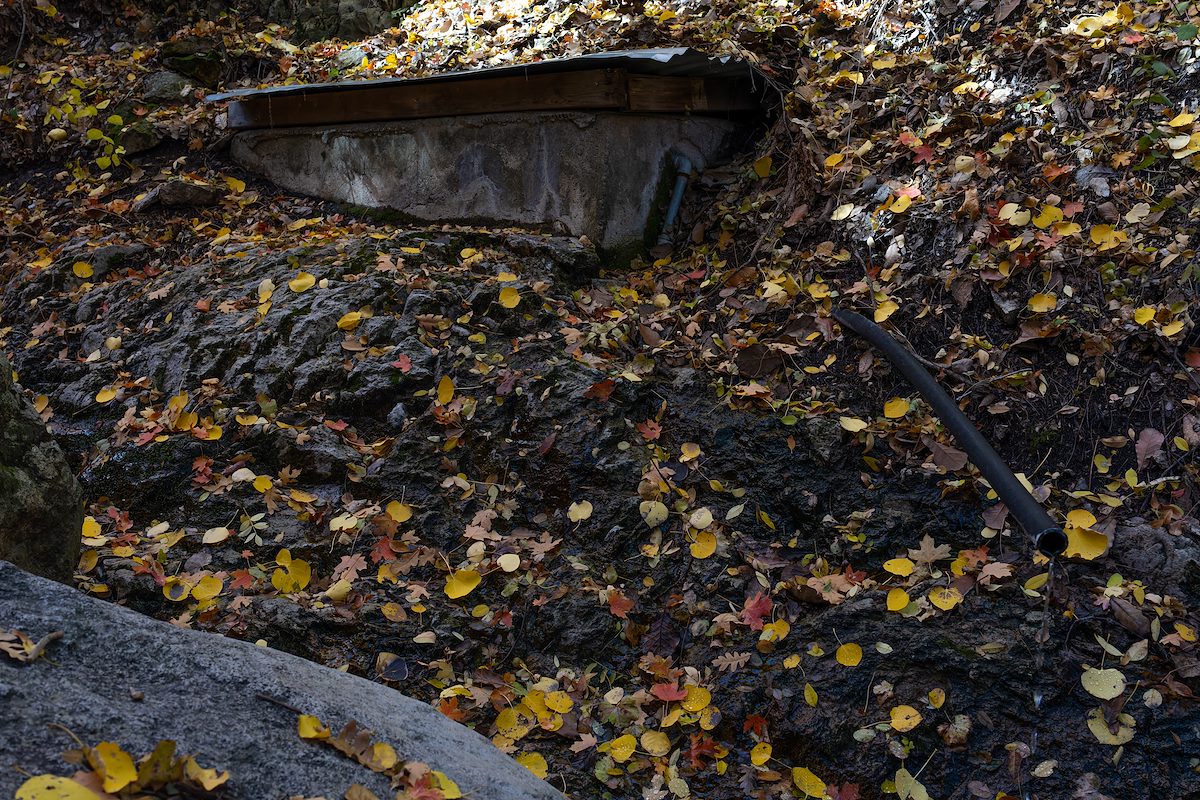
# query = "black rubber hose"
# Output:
<box><xmin>833</xmin><ymin>309</ymin><xmax>1068</xmax><ymax>557</ymax></box>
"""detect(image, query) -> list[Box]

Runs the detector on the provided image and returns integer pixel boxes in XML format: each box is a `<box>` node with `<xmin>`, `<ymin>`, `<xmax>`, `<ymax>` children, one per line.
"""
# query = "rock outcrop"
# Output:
<box><xmin>0</xmin><ymin>560</ymin><xmax>562</xmax><ymax>800</ymax></box>
<box><xmin>0</xmin><ymin>352</ymin><xmax>82</xmax><ymax>581</ymax></box>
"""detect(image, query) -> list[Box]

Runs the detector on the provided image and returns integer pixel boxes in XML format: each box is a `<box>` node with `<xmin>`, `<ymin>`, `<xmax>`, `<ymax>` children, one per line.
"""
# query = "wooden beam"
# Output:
<box><xmin>227</xmin><ymin>68</ymin><xmax>631</xmax><ymax>129</ymax></box>
<box><xmin>627</xmin><ymin>75</ymin><xmax>761</xmax><ymax>114</ymax></box>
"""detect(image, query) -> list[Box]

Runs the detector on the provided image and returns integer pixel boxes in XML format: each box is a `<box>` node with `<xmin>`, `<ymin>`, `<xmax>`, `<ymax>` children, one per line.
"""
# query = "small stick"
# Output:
<box><xmin>27</xmin><ymin>630</ymin><xmax>63</xmax><ymax>662</ymax></box>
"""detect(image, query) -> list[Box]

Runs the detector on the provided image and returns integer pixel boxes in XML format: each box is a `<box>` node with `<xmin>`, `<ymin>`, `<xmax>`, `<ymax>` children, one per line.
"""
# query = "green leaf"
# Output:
<box><xmin>1177</xmin><ymin>23</ymin><xmax>1198</xmax><ymax>40</ymax></box>
<box><xmin>86</xmin><ymin>128</ymin><xmax>104</xmax><ymax>140</ymax></box>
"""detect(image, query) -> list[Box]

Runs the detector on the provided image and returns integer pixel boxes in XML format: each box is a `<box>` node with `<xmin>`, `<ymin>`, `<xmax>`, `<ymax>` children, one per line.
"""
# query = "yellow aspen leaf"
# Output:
<box><xmin>680</xmin><ymin>442</ymin><xmax>702</xmax><ymax>462</ymax></box>
<box><xmin>298</xmin><ymin>714</ymin><xmax>331</xmax><ymax>739</ymax></box>
<box><xmin>437</xmin><ymin>375</ymin><xmax>455</xmax><ymax>404</ymax></box>
<box><xmin>1027</xmin><ymin>293</ymin><xmax>1057</xmax><ymax>313</ymax></box>
<box><xmin>546</xmin><ymin>691</ymin><xmax>573</xmax><ymax>713</ymax></box>
<box><xmin>886</xmin><ymin>588</ymin><xmax>910</xmax><ymax>611</ymax></box>
<box><xmin>792</xmin><ymin>766</ymin><xmax>828</xmax><ymax>798</ymax></box>
<box><xmin>1175</xmin><ymin>622</ymin><xmax>1197</xmax><ymax>642</ymax></box>
<box><xmin>568</xmin><ymin>500</ymin><xmax>593</xmax><ymax>522</ymax></box>
<box><xmin>750</xmin><ymin>742</ymin><xmax>772</xmax><ymax>766</ymax></box>
<box><xmin>495</xmin><ymin>707</ymin><xmax>521</xmax><ymax>735</ymax></box>
<box><xmin>1024</xmin><ymin>572</ymin><xmax>1050</xmax><ymax>592</ymax></box>
<box><xmin>272</xmin><ymin>554</ymin><xmax>311</xmax><ymax>593</ymax></box>
<box><xmin>890</xmin><ymin>704</ymin><xmax>923</xmax><ymax>732</ymax></box>
<box><xmin>998</xmin><ymin>202</ymin><xmax>1030</xmax><ymax>226</ymax></box>
<box><xmin>1134</xmin><ymin>306</ymin><xmax>1156</xmax><ymax>325</ymax></box>
<box><xmin>82</xmin><ymin>516</ymin><xmax>102</xmax><ymax>539</ymax></box>
<box><xmin>804</xmin><ymin>683</ymin><xmax>818</xmax><ymax>707</ymax></box>
<box><xmin>1086</xmin><ymin>707</ymin><xmax>1135</xmax><ymax>745</ymax></box>
<box><xmin>1160</xmin><ymin>319</ymin><xmax>1185</xmax><ymax>337</ymax></box>
<box><xmin>689</xmin><ymin>507</ymin><xmax>714</xmax><ymax>529</ymax></box>
<box><xmin>1081</xmin><ymin>667</ymin><xmax>1126</xmax><ymax>700</ymax></box>
<box><xmin>162</xmin><ymin>577</ymin><xmax>190</xmax><ymax>602</ymax></box>
<box><xmin>883</xmin><ymin>558</ymin><xmax>914</xmax><ymax>576</ymax></box>
<box><xmin>253</xmin><ymin>475</ymin><xmax>273</xmax><ymax>493</ymax></box>
<box><xmin>496</xmin><ymin>271</ymin><xmax>518</xmax><ymax>282</ymax></box>
<box><xmin>515</xmin><ymin>752</ymin><xmax>548</xmax><ymax>779</ymax></box>
<box><xmin>497</xmin><ymin>553</ymin><xmax>521</xmax><ymax>572</ymax></box>
<box><xmin>762</xmin><ymin>618</ymin><xmax>789</xmax><ymax>642</ymax></box>
<box><xmin>928</xmin><ymin>688</ymin><xmax>946</xmax><ymax>709</ymax></box>
<box><xmin>90</xmin><ymin>742</ymin><xmax>137</xmax><ymax>793</ymax></box>
<box><xmin>14</xmin><ymin>776</ymin><xmax>103</xmax><ymax>799</ymax></box>
<box><xmin>367</xmin><ymin>742</ymin><xmax>397</xmax><ymax>771</ymax></box>
<box><xmin>190</xmin><ymin>575</ymin><xmax>222</xmax><ymax>601</ymax></box>
<box><xmin>224</xmin><ymin>175</ymin><xmax>246</xmax><ymax>193</ymax></box>
<box><xmin>95</xmin><ymin>387</ymin><xmax>117</xmax><ymax>404</ymax></box>
<box><xmin>498</xmin><ymin>287</ymin><xmax>521</xmax><ymax>308</ymax></box>
<box><xmin>72</xmin><ymin>261</ymin><xmax>93</xmax><ymax>278</ymax></box>
<box><xmin>640</xmin><ymin>730</ymin><xmax>671</xmax><ymax>757</ymax></box>
<box><xmin>1066</xmin><ymin>509</ymin><xmax>1097</xmax><ymax>528</ymax></box>
<box><xmin>336</xmin><ymin>311</ymin><xmax>362</xmax><ymax>330</ymax></box>
<box><xmin>928</xmin><ymin>587</ymin><xmax>963</xmax><ymax>611</ymax></box>
<box><xmin>639</xmin><ymin>500</ymin><xmax>669</xmax><ymax>526</ymax></box>
<box><xmin>839</xmin><ymin>416</ymin><xmax>869</xmax><ymax>433</ymax></box>
<box><xmin>835</xmin><ymin>643</ymin><xmax>862</xmax><ymax>667</ymax></box>
<box><xmin>386</xmin><ymin>500</ymin><xmax>413</xmax><ymax>523</ymax></box>
<box><xmin>831</xmin><ymin>203</ymin><xmax>854</xmax><ymax>221</ymax></box>
<box><xmin>431</xmin><ymin>771</ymin><xmax>462</xmax><ymax>799</ymax></box>
<box><xmin>609</xmin><ymin>734</ymin><xmax>636</xmax><ymax>762</ymax></box>
<box><xmin>1169</xmin><ymin>112</ymin><xmax>1196</xmax><ymax>127</ymax></box>
<box><xmin>681</xmin><ymin>685</ymin><xmax>711</xmax><ymax>712</ymax></box>
<box><xmin>753</xmin><ymin>155</ymin><xmax>772</xmax><ymax>178</ymax></box>
<box><xmin>690</xmin><ymin>530</ymin><xmax>717</xmax><ymax>559</ymax></box>
<box><xmin>1090</xmin><ymin>224</ymin><xmax>1127</xmax><ymax>251</ymax></box>
<box><xmin>883</xmin><ymin>397</ymin><xmax>909</xmax><ymax>418</ymax></box>
<box><xmin>824</xmin><ymin>153</ymin><xmax>845</xmax><ymax>168</ymax></box>
<box><xmin>444</xmin><ymin>569</ymin><xmax>481</xmax><ymax>599</ymax></box>
<box><xmin>288</xmin><ymin>272</ymin><xmax>316</xmax><ymax>293</ymax></box>
<box><xmin>324</xmin><ymin>579</ymin><xmax>353</xmax><ymax>602</ymax></box>
<box><xmin>783</xmin><ymin>654</ymin><xmax>801</xmax><ymax>668</ymax></box>
<box><xmin>890</xmin><ymin>195</ymin><xmax>912</xmax><ymax>214</ymax></box>
<box><xmin>1032</xmin><ymin>205</ymin><xmax>1063</xmax><ymax>229</ymax></box>
<box><xmin>874</xmin><ymin>299</ymin><xmax>899</xmax><ymax>322</ymax></box>
<box><xmin>1065</xmin><ymin>526</ymin><xmax>1108</xmax><ymax>560</ymax></box>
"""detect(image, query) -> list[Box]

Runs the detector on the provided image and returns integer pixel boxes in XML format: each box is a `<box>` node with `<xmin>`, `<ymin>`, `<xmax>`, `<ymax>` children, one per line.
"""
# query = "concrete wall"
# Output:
<box><xmin>230</xmin><ymin>112</ymin><xmax>741</xmax><ymax>258</ymax></box>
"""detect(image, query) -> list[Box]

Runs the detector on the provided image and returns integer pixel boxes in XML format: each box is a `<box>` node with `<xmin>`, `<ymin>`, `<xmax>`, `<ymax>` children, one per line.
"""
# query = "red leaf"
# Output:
<box><xmin>742</xmin><ymin>713</ymin><xmax>769</xmax><ymax>738</ymax></box>
<box><xmin>637</xmin><ymin>420</ymin><xmax>662</xmax><ymax>441</ymax></box>
<box><xmin>582</xmin><ymin>378</ymin><xmax>615</xmax><ymax>401</ymax></box>
<box><xmin>390</xmin><ymin>354</ymin><xmax>412</xmax><ymax>373</ymax></box>
<box><xmin>608</xmin><ymin>590</ymin><xmax>635</xmax><ymax>619</ymax></box>
<box><xmin>651</xmin><ymin>683</ymin><xmax>689</xmax><ymax>702</ymax></box>
<box><xmin>685</xmin><ymin>733</ymin><xmax>718</xmax><ymax>769</ymax></box>
<box><xmin>229</xmin><ymin>569</ymin><xmax>254</xmax><ymax>591</ymax></box>
<box><xmin>370</xmin><ymin>535</ymin><xmax>399</xmax><ymax>564</ymax></box>
<box><xmin>739</xmin><ymin>592</ymin><xmax>773</xmax><ymax>631</ymax></box>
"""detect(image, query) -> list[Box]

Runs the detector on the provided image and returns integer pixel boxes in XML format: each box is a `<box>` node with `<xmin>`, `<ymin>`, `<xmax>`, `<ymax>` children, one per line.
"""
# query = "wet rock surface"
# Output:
<box><xmin>2</xmin><ymin>222</ymin><xmax>1197</xmax><ymax>799</ymax></box>
<box><xmin>0</xmin><ymin>351</ymin><xmax>82</xmax><ymax>581</ymax></box>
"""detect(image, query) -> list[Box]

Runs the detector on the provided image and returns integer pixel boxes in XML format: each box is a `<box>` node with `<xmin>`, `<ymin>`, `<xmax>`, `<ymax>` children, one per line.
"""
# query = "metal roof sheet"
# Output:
<box><xmin>206</xmin><ymin>47</ymin><xmax>768</xmax><ymax>103</ymax></box>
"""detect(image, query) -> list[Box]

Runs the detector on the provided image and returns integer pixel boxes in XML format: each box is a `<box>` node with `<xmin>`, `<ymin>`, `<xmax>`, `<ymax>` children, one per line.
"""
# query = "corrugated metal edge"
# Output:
<box><xmin>206</xmin><ymin>47</ymin><xmax>763</xmax><ymax>103</ymax></box>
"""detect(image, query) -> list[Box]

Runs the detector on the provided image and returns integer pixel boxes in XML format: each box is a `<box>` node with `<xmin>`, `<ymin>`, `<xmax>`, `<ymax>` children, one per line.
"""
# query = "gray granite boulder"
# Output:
<box><xmin>0</xmin><ymin>351</ymin><xmax>82</xmax><ymax>581</ymax></box>
<box><xmin>0</xmin><ymin>560</ymin><xmax>562</xmax><ymax>799</ymax></box>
